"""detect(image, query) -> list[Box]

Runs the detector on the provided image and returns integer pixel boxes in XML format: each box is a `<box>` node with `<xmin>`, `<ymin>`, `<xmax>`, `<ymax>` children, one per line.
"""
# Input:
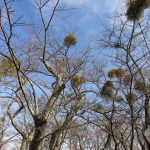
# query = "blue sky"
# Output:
<box><xmin>0</xmin><ymin>0</ymin><xmax>126</xmax><ymax>68</ymax></box>
<box><xmin>10</xmin><ymin>0</ymin><xmax>125</xmax><ymax>70</ymax></box>
<box><xmin>13</xmin><ymin>0</ymin><xmax>124</xmax><ymax>40</ymax></box>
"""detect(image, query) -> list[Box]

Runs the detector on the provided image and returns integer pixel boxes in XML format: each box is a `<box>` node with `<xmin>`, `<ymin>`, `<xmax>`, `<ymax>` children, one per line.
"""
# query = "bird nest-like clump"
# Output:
<box><xmin>126</xmin><ymin>92</ymin><xmax>137</xmax><ymax>104</ymax></box>
<box><xmin>0</xmin><ymin>58</ymin><xmax>17</xmax><ymax>77</ymax></box>
<box><xmin>108</xmin><ymin>68</ymin><xmax>126</xmax><ymax>78</ymax></box>
<box><xmin>72</xmin><ymin>75</ymin><xmax>86</xmax><ymax>87</ymax></box>
<box><xmin>64</xmin><ymin>33</ymin><xmax>77</xmax><ymax>48</ymax></box>
<box><xmin>126</xmin><ymin>0</ymin><xmax>150</xmax><ymax>20</ymax></box>
<box><xmin>100</xmin><ymin>80</ymin><xmax>114</xmax><ymax>99</ymax></box>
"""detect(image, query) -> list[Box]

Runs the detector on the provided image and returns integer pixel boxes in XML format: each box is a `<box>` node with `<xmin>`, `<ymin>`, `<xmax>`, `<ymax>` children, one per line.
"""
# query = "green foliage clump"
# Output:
<box><xmin>94</xmin><ymin>104</ymin><xmax>103</xmax><ymax>113</ymax></box>
<box><xmin>115</xmin><ymin>96</ymin><xmax>124</xmax><ymax>102</ymax></box>
<box><xmin>126</xmin><ymin>0</ymin><xmax>150</xmax><ymax>20</ymax></box>
<box><xmin>0</xmin><ymin>117</ymin><xmax>5</xmax><ymax>123</ymax></box>
<box><xmin>124</xmin><ymin>74</ymin><xmax>132</xmax><ymax>85</ymax></box>
<box><xmin>72</xmin><ymin>94</ymin><xmax>85</xmax><ymax>101</ymax></box>
<box><xmin>64</xmin><ymin>33</ymin><xmax>77</xmax><ymax>48</ymax></box>
<box><xmin>72</xmin><ymin>75</ymin><xmax>86</xmax><ymax>87</ymax></box>
<box><xmin>108</xmin><ymin>69</ymin><xmax>116</xmax><ymax>78</ymax></box>
<box><xmin>0</xmin><ymin>58</ymin><xmax>16</xmax><ymax>77</ymax></box>
<box><xmin>126</xmin><ymin>92</ymin><xmax>137</xmax><ymax>104</ymax></box>
<box><xmin>144</xmin><ymin>0</ymin><xmax>150</xmax><ymax>7</ymax></box>
<box><xmin>108</xmin><ymin>68</ymin><xmax>126</xmax><ymax>78</ymax></box>
<box><xmin>127</xmin><ymin>0</ymin><xmax>144</xmax><ymax>20</ymax></box>
<box><xmin>76</xmin><ymin>94</ymin><xmax>84</xmax><ymax>100</ymax></box>
<box><xmin>100</xmin><ymin>81</ymin><xmax>114</xmax><ymax>99</ymax></box>
<box><xmin>114</xmin><ymin>42</ymin><xmax>122</xmax><ymax>48</ymax></box>
<box><xmin>134</xmin><ymin>80</ymin><xmax>149</xmax><ymax>94</ymax></box>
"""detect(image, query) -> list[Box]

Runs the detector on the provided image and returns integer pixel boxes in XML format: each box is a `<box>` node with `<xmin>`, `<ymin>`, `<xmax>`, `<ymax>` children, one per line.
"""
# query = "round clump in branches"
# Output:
<box><xmin>108</xmin><ymin>69</ymin><xmax>116</xmax><ymax>78</ymax></box>
<box><xmin>134</xmin><ymin>80</ymin><xmax>146</xmax><ymax>93</ymax></box>
<box><xmin>94</xmin><ymin>104</ymin><xmax>103</xmax><ymax>113</ymax></box>
<box><xmin>72</xmin><ymin>75</ymin><xmax>86</xmax><ymax>87</ymax></box>
<box><xmin>124</xmin><ymin>74</ymin><xmax>132</xmax><ymax>85</ymax></box>
<box><xmin>64</xmin><ymin>33</ymin><xmax>77</xmax><ymax>48</ymax></box>
<box><xmin>127</xmin><ymin>0</ymin><xmax>144</xmax><ymax>20</ymax></box>
<box><xmin>126</xmin><ymin>0</ymin><xmax>150</xmax><ymax>21</ymax></box>
<box><xmin>100</xmin><ymin>80</ymin><xmax>114</xmax><ymax>99</ymax></box>
<box><xmin>115</xmin><ymin>96</ymin><xmax>124</xmax><ymax>102</ymax></box>
<box><xmin>108</xmin><ymin>68</ymin><xmax>126</xmax><ymax>78</ymax></box>
<box><xmin>115</xmin><ymin>68</ymin><xmax>126</xmax><ymax>78</ymax></box>
<box><xmin>0</xmin><ymin>117</ymin><xmax>5</xmax><ymax>123</ymax></box>
<box><xmin>76</xmin><ymin>94</ymin><xmax>85</xmax><ymax>101</ymax></box>
<box><xmin>126</xmin><ymin>92</ymin><xmax>137</xmax><ymax>104</ymax></box>
<box><xmin>72</xmin><ymin>94</ymin><xmax>85</xmax><ymax>101</ymax></box>
<box><xmin>144</xmin><ymin>0</ymin><xmax>150</xmax><ymax>7</ymax></box>
<box><xmin>0</xmin><ymin>58</ymin><xmax>16</xmax><ymax>77</ymax></box>
<box><xmin>114</xmin><ymin>42</ymin><xmax>122</xmax><ymax>48</ymax></box>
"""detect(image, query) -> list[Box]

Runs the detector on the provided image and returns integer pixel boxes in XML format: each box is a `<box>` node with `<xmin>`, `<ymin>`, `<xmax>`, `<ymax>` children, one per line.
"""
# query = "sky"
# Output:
<box><xmin>62</xmin><ymin>0</ymin><xmax>122</xmax><ymax>14</ymax></box>
<box><xmin>10</xmin><ymin>0</ymin><xmax>125</xmax><ymax>66</ymax></box>
<box><xmin>0</xmin><ymin>0</ymin><xmax>126</xmax><ymax>55</ymax></box>
<box><xmin>13</xmin><ymin>0</ymin><xmax>124</xmax><ymax>41</ymax></box>
<box><xmin>0</xmin><ymin>0</ymin><xmax>126</xmax><ymax>91</ymax></box>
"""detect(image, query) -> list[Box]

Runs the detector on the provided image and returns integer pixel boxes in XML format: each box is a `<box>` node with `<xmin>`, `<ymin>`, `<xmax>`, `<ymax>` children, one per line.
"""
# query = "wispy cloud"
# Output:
<box><xmin>62</xmin><ymin>0</ymin><xmax>123</xmax><ymax>15</ymax></box>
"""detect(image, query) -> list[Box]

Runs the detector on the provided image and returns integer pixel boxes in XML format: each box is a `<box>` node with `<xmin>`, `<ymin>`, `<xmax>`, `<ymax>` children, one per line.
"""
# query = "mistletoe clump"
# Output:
<box><xmin>108</xmin><ymin>69</ymin><xmax>116</xmax><ymax>78</ymax></box>
<box><xmin>108</xmin><ymin>68</ymin><xmax>126</xmax><ymax>78</ymax></box>
<box><xmin>115</xmin><ymin>96</ymin><xmax>124</xmax><ymax>102</ymax></box>
<box><xmin>100</xmin><ymin>81</ymin><xmax>114</xmax><ymax>99</ymax></box>
<box><xmin>126</xmin><ymin>0</ymin><xmax>150</xmax><ymax>20</ymax></box>
<box><xmin>72</xmin><ymin>75</ymin><xmax>86</xmax><ymax>87</ymax></box>
<box><xmin>126</xmin><ymin>92</ymin><xmax>137</xmax><ymax>104</ymax></box>
<box><xmin>94</xmin><ymin>104</ymin><xmax>103</xmax><ymax>113</ymax></box>
<box><xmin>0</xmin><ymin>58</ymin><xmax>16</xmax><ymax>77</ymax></box>
<box><xmin>64</xmin><ymin>33</ymin><xmax>77</xmax><ymax>48</ymax></box>
<box><xmin>0</xmin><ymin>117</ymin><xmax>5</xmax><ymax>123</ymax></box>
<box><xmin>124</xmin><ymin>74</ymin><xmax>132</xmax><ymax>85</ymax></box>
<box><xmin>134</xmin><ymin>80</ymin><xmax>147</xmax><ymax>93</ymax></box>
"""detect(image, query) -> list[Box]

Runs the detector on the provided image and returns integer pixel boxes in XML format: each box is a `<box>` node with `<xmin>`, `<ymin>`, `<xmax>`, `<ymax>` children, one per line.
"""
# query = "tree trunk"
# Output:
<box><xmin>136</xmin><ymin>129</ymin><xmax>145</xmax><ymax>150</ymax></box>
<box><xmin>103</xmin><ymin>134</ymin><xmax>111</xmax><ymax>150</ymax></box>
<box><xmin>29</xmin><ymin>115</ymin><xmax>47</xmax><ymax>150</ymax></box>
<box><xmin>130</xmin><ymin>104</ymin><xmax>134</xmax><ymax>150</ymax></box>
<box><xmin>49</xmin><ymin>111</ymin><xmax>74</xmax><ymax>150</ymax></box>
<box><xmin>20</xmin><ymin>138</ymin><xmax>29</xmax><ymax>150</ymax></box>
<box><xmin>145</xmin><ymin>95</ymin><xmax>150</xmax><ymax>130</ymax></box>
<box><xmin>49</xmin><ymin>129</ymin><xmax>67</xmax><ymax>150</ymax></box>
<box><xmin>143</xmin><ymin>129</ymin><xmax>150</xmax><ymax>150</ymax></box>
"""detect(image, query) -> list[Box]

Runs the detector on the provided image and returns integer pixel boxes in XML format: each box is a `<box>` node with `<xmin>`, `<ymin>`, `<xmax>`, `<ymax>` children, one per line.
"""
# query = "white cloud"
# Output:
<box><xmin>62</xmin><ymin>0</ymin><xmax>85</xmax><ymax>6</ymax></box>
<box><xmin>62</xmin><ymin>0</ymin><xmax>123</xmax><ymax>15</ymax></box>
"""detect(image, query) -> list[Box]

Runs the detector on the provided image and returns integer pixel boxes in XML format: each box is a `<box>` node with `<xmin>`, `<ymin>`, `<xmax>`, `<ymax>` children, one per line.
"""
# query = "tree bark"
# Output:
<box><xmin>29</xmin><ymin>115</ymin><xmax>47</xmax><ymax>150</ymax></box>
<box><xmin>103</xmin><ymin>134</ymin><xmax>111</xmax><ymax>150</ymax></box>
<box><xmin>136</xmin><ymin>129</ymin><xmax>145</xmax><ymax>150</ymax></box>
<box><xmin>145</xmin><ymin>95</ymin><xmax>150</xmax><ymax>130</ymax></box>
<box><xmin>20</xmin><ymin>138</ymin><xmax>29</xmax><ymax>150</ymax></box>
<box><xmin>49</xmin><ymin>129</ymin><xmax>67</xmax><ymax>150</ymax></box>
<box><xmin>130</xmin><ymin>104</ymin><xmax>134</xmax><ymax>150</ymax></box>
<box><xmin>49</xmin><ymin>111</ymin><xmax>74</xmax><ymax>150</ymax></box>
<box><xmin>29</xmin><ymin>83</ymin><xmax>65</xmax><ymax>150</ymax></box>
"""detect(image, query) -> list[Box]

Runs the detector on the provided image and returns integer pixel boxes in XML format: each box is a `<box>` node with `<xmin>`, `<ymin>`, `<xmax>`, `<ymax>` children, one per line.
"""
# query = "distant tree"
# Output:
<box><xmin>100</xmin><ymin>11</ymin><xmax>150</xmax><ymax>149</ymax></box>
